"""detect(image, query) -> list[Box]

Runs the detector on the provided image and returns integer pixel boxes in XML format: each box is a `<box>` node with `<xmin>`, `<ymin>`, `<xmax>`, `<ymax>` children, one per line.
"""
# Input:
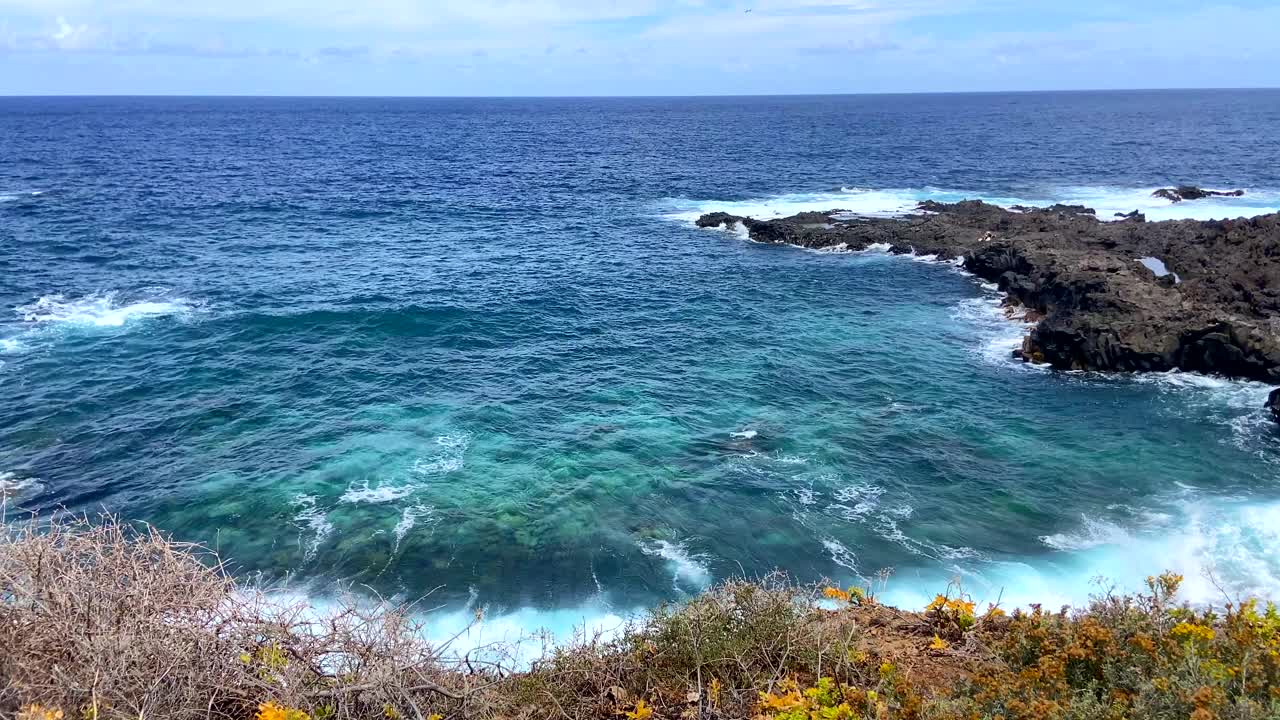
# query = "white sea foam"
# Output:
<box><xmin>793</xmin><ymin>486</ymin><xmax>817</xmax><ymax>506</ymax></box>
<box><xmin>290</xmin><ymin>495</ymin><xmax>334</xmax><ymax>561</ymax></box>
<box><xmin>810</xmin><ymin>243</ymin><xmax>851</xmax><ymax>254</ymax></box>
<box><xmin>729</xmin><ymin>429</ymin><xmax>758</xmax><ymax>440</ymax></box>
<box><xmin>0</xmin><ymin>471</ymin><xmax>43</xmax><ymax>500</ymax></box>
<box><xmin>768</xmin><ymin>453</ymin><xmax>809</xmax><ymax>465</ymax></box>
<box><xmin>339</xmin><ymin>481</ymin><xmax>416</xmax><ymax>505</ymax></box>
<box><xmin>412</xmin><ymin>433</ymin><xmax>469</xmax><ymax>476</ymax></box>
<box><xmin>640</xmin><ymin>539</ymin><xmax>713</xmax><ymax>592</ymax></box>
<box><xmin>236</xmin><ymin>584</ymin><xmax>637</xmax><ymax>670</ymax></box>
<box><xmin>420</xmin><ymin>602</ymin><xmax>635</xmax><ymax>668</ymax></box>
<box><xmin>662</xmin><ymin>188</ymin><xmax>935</xmax><ymax>224</ymax></box>
<box><xmin>663</xmin><ymin>185</ymin><xmax>1280</xmax><ymax>227</ymax></box>
<box><xmin>392</xmin><ymin>503</ymin><xmax>433</xmax><ymax>552</ymax></box>
<box><xmin>15</xmin><ymin>292</ymin><xmax>197</xmax><ymax>328</ymax></box>
<box><xmin>1040</xmin><ymin>515</ymin><xmax>1136</xmax><ymax>551</ymax></box>
<box><xmin>822</xmin><ymin>538</ymin><xmax>861</xmax><ymax>575</ymax></box>
<box><xmin>868</xmin><ymin>497</ymin><xmax>1280</xmax><ymax>613</ymax></box>
<box><xmin>1048</xmin><ymin>185</ymin><xmax>1280</xmax><ymax>222</ymax></box>
<box><xmin>0</xmin><ymin>190</ymin><xmax>42</xmax><ymax>203</ymax></box>
<box><xmin>951</xmin><ymin>294</ymin><xmax>1037</xmax><ymax>369</ymax></box>
<box><xmin>829</xmin><ymin>482</ymin><xmax>885</xmax><ymax>520</ymax></box>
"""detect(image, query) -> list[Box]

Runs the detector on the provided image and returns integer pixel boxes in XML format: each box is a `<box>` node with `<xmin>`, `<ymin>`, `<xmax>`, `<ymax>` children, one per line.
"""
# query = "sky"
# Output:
<box><xmin>1</xmin><ymin>1</ymin><xmax>1278</xmax><ymax>95</ymax></box>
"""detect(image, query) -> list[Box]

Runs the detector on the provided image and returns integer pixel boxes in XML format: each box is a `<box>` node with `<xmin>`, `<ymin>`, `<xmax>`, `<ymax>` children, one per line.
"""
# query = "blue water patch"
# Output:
<box><xmin>2</xmin><ymin>93</ymin><xmax>1280</xmax><ymax>640</ymax></box>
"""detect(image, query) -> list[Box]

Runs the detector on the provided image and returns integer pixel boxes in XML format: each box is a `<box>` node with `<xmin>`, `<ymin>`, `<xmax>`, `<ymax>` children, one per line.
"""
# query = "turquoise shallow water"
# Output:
<box><xmin>3</xmin><ymin>93</ymin><xmax>1280</xmax><ymax>644</ymax></box>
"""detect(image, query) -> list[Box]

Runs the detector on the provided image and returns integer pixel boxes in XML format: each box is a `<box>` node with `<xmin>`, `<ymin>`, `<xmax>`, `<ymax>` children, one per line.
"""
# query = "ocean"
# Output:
<box><xmin>3</xmin><ymin>90</ymin><xmax>1280</xmax><ymax>650</ymax></box>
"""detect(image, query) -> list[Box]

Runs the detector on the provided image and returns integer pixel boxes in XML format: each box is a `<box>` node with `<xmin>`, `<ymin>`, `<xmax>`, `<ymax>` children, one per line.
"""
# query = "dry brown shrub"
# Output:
<box><xmin>0</xmin><ymin>512</ymin><xmax>481</xmax><ymax>720</ymax></box>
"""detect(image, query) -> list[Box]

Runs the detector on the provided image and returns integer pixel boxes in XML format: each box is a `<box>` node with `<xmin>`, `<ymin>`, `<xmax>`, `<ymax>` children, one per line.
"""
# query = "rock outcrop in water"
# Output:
<box><xmin>1152</xmin><ymin>186</ymin><xmax>1246</xmax><ymax>203</ymax></box>
<box><xmin>696</xmin><ymin>201</ymin><xmax>1280</xmax><ymax>415</ymax></box>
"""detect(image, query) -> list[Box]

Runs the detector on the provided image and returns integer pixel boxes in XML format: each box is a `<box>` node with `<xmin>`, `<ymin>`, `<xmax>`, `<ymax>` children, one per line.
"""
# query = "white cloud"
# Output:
<box><xmin>2</xmin><ymin>0</ymin><xmax>1277</xmax><ymax>94</ymax></box>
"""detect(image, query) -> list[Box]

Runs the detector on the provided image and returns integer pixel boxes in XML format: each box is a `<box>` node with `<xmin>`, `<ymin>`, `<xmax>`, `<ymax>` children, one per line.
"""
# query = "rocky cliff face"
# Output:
<box><xmin>696</xmin><ymin>202</ymin><xmax>1280</xmax><ymax>399</ymax></box>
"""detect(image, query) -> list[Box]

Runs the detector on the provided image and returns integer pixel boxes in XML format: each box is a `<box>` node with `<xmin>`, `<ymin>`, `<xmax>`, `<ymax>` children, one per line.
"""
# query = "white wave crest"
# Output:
<box><xmin>16</xmin><ymin>292</ymin><xmax>197</xmax><ymax>328</ymax></box>
<box><xmin>412</xmin><ymin>433</ymin><xmax>469</xmax><ymax>476</ymax></box>
<box><xmin>0</xmin><ymin>190</ymin><xmax>43</xmax><ymax>203</ymax></box>
<box><xmin>1040</xmin><ymin>515</ymin><xmax>1135</xmax><ymax>551</ymax></box>
<box><xmin>291</xmin><ymin>495</ymin><xmax>334</xmax><ymax>561</ymax></box>
<box><xmin>828</xmin><ymin>482</ymin><xmax>885</xmax><ymax>520</ymax></box>
<box><xmin>1049</xmin><ymin>185</ymin><xmax>1280</xmax><ymax>222</ymax></box>
<box><xmin>951</xmin><ymin>293</ymin><xmax>1037</xmax><ymax>370</ymax></box>
<box><xmin>393</xmin><ymin>503</ymin><xmax>433</xmax><ymax>552</ymax></box>
<box><xmin>339</xmin><ymin>481</ymin><xmax>416</xmax><ymax>505</ymax></box>
<box><xmin>822</xmin><ymin>538</ymin><xmax>861</xmax><ymax>574</ymax></box>
<box><xmin>0</xmin><ymin>471</ymin><xmax>43</xmax><ymax>500</ymax></box>
<box><xmin>662</xmin><ymin>185</ymin><xmax>1280</xmax><ymax>226</ymax></box>
<box><xmin>872</xmin><ymin>497</ymin><xmax>1280</xmax><ymax>613</ymax></box>
<box><xmin>640</xmin><ymin>539</ymin><xmax>712</xmax><ymax>592</ymax></box>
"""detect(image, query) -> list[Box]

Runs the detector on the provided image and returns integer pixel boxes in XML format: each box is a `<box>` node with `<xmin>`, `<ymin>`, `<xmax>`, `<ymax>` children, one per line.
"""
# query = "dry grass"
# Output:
<box><xmin>3</xmin><ymin>513</ymin><xmax>1278</xmax><ymax>720</ymax></box>
<box><xmin>0</xmin><ymin>512</ymin><xmax>474</xmax><ymax>720</ymax></box>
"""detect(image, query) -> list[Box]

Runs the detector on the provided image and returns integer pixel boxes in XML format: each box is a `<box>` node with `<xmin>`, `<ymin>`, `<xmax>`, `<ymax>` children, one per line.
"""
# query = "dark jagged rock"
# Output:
<box><xmin>694</xmin><ymin>200</ymin><xmax>1280</xmax><ymax>415</ymax></box>
<box><xmin>1044</xmin><ymin>204</ymin><xmax>1096</xmax><ymax>215</ymax></box>
<box><xmin>1115</xmin><ymin>210</ymin><xmax>1146</xmax><ymax>222</ymax></box>
<box><xmin>1153</xmin><ymin>186</ymin><xmax>1245</xmax><ymax>203</ymax></box>
<box><xmin>1268</xmin><ymin>389</ymin><xmax>1280</xmax><ymax>423</ymax></box>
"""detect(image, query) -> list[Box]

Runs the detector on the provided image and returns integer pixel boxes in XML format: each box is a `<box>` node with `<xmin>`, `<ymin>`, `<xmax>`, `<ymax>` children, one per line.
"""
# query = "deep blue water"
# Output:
<box><xmin>4</xmin><ymin>91</ymin><xmax>1280</xmax><ymax>641</ymax></box>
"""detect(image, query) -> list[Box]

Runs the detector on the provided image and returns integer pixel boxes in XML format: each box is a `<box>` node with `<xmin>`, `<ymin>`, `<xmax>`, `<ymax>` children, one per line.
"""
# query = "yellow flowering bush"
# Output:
<box><xmin>255</xmin><ymin>702</ymin><xmax>309</xmax><ymax>720</ymax></box>
<box><xmin>925</xmin><ymin>592</ymin><xmax>977</xmax><ymax>635</ymax></box>
<box><xmin>17</xmin><ymin>706</ymin><xmax>64</xmax><ymax>720</ymax></box>
<box><xmin>625</xmin><ymin>698</ymin><xmax>654</xmax><ymax>719</ymax></box>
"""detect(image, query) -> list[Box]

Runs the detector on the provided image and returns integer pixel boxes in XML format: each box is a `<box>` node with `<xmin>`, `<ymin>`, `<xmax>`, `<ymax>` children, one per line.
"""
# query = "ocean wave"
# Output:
<box><xmin>950</xmin><ymin>294</ymin><xmax>1038</xmax><ymax>370</ymax></box>
<box><xmin>0</xmin><ymin>190</ymin><xmax>43</xmax><ymax>203</ymax></box>
<box><xmin>393</xmin><ymin>503</ymin><xmax>433</xmax><ymax>552</ymax></box>
<box><xmin>290</xmin><ymin>495</ymin><xmax>334</xmax><ymax>562</ymax></box>
<box><xmin>412</xmin><ymin>433</ymin><xmax>469</xmax><ymax>476</ymax></box>
<box><xmin>14</xmin><ymin>291</ymin><xmax>198</xmax><ymax>329</ymax></box>
<box><xmin>1040</xmin><ymin>515</ymin><xmax>1136</xmax><ymax>551</ymax></box>
<box><xmin>1049</xmin><ymin>185</ymin><xmax>1280</xmax><ymax>222</ymax></box>
<box><xmin>237</xmin><ymin>584</ymin><xmax>636</xmax><ymax>670</ymax></box>
<box><xmin>420</xmin><ymin>600</ymin><xmax>633</xmax><ymax>668</ymax></box>
<box><xmin>870</xmin><ymin>497</ymin><xmax>1280</xmax><ymax>613</ymax></box>
<box><xmin>662</xmin><ymin>188</ymin><xmax>929</xmax><ymax>223</ymax></box>
<box><xmin>828</xmin><ymin>482</ymin><xmax>885</xmax><ymax>520</ymax></box>
<box><xmin>0</xmin><ymin>471</ymin><xmax>44</xmax><ymax>500</ymax></box>
<box><xmin>662</xmin><ymin>185</ymin><xmax>1280</xmax><ymax>226</ymax></box>
<box><xmin>0</xmin><ymin>338</ymin><xmax>25</xmax><ymax>354</ymax></box>
<box><xmin>639</xmin><ymin>539</ymin><xmax>713</xmax><ymax>592</ymax></box>
<box><xmin>339</xmin><ymin>481</ymin><xmax>417</xmax><ymax>505</ymax></box>
<box><xmin>822</xmin><ymin>538</ymin><xmax>861</xmax><ymax>575</ymax></box>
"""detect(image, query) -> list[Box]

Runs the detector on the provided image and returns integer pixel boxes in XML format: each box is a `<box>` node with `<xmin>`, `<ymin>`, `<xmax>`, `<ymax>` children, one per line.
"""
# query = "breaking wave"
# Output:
<box><xmin>14</xmin><ymin>292</ymin><xmax>198</xmax><ymax>329</ymax></box>
<box><xmin>339</xmin><ymin>481</ymin><xmax>417</xmax><ymax>505</ymax></box>
<box><xmin>0</xmin><ymin>471</ymin><xmax>44</xmax><ymax>501</ymax></box>
<box><xmin>662</xmin><ymin>185</ymin><xmax>1280</xmax><ymax>225</ymax></box>
<box><xmin>639</xmin><ymin>539</ymin><xmax>713</xmax><ymax>593</ymax></box>
<box><xmin>412</xmin><ymin>433</ymin><xmax>469</xmax><ymax>476</ymax></box>
<box><xmin>290</xmin><ymin>495</ymin><xmax>334</xmax><ymax>562</ymax></box>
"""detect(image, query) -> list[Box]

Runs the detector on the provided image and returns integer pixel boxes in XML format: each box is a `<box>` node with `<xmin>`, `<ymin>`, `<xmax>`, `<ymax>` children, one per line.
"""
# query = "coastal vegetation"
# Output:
<box><xmin>3</xmin><ymin>514</ymin><xmax>1278</xmax><ymax>719</ymax></box>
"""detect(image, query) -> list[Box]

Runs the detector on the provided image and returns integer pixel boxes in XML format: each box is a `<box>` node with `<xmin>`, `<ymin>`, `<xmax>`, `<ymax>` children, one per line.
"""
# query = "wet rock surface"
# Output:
<box><xmin>1152</xmin><ymin>186</ymin><xmax>1246</xmax><ymax>202</ymax></box>
<box><xmin>697</xmin><ymin>201</ymin><xmax>1280</xmax><ymax>412</ymax></box>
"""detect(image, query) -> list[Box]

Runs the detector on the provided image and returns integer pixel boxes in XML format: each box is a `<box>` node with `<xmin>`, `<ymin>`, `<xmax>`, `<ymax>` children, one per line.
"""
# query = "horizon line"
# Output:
<box><xmin>2</xmin><ymin>86</ymin><xmax>1278</xmax><ymax>100</ymax></box>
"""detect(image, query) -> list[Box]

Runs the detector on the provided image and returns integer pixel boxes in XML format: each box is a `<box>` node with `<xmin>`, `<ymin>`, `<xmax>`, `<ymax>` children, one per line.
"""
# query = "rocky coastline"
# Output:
<box><xmin>696</xmin><ymin>193</ymin><xmax>1280</xmax><ymax>415</ymax></box>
